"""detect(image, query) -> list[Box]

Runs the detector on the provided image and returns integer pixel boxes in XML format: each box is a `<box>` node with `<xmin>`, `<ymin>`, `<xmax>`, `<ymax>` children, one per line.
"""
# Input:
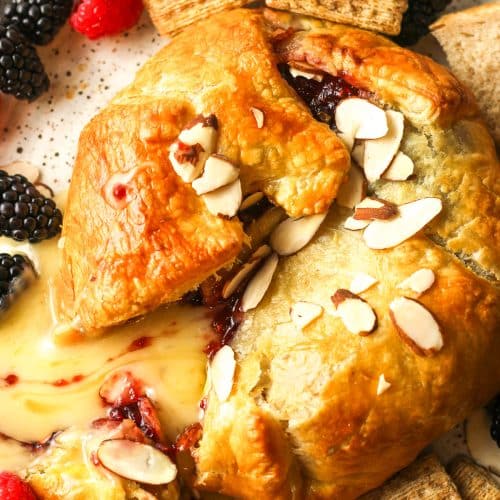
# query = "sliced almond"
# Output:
<box><xmin>239</xmin><ymin>191</ymin><xmax>264</xmax><ymax>211</ymax></box>
<box><xmin>344</xmin><ymin>216</ymin><xmax>370</xmax><ymax>231</ymax></box>
<box><xmin>350</xmin><ymin>272</ymin><xmax>378</xmax><ymax>294</ymax></box>
<box><xmin>290</xmin><ymin>301</ymin><xmax>323</xmax><ymax>330</ymax></box>
<box><xmin>241</xmin><ymin>253</ymin><xmax>279</xmax><ymax>312</ymax></box>
<box><xmin>335</xmin><ymin>98</ymin><xmax>388</xmax><ymax>140</ymax></box>
<box><xmin>289</xmin><ymin>66</ymin><xmax>324</xmax><ymax>82</ymax></box>
<box><xmin>202</xmin><ymin>179</ymin><xmax>242</xmax><ymax>217</ymax></box>
<box><xmin>331</xmin><ymin>289</ymin><xmax>377</xmax><ymax>335</ymax></box>
<box><xmin>363</xmin><ymin>110</ymin><xmax>405</xmax><ymax>182</ymax></box>
<box><xmin>170</xmin><ymin>115</ymin><xmax>218</xmax><ymax>183</ymax></box>
<box><xmin>397</xmin><ymin>268</ymin><xmax>435</xmax><ymax>295</ymax></box>
<box><xmin>169</xmin><ymin>141</ymin><xmax>205</xmax><ymax>183</ymax></box>
<box><xmin>97</xmin><ymin>439</ymin><xmax>177</xmax><ymax>485</ymax></box>
<box><xmin>352</xmin><ymin>142</ymin><xmax>365</xmax><ymax>167</ymax></box>
<box><xmin>192</xmin><ymin>154</ymin><xmax>239</xmax><ymax>195</ymax></box>
<box><xmin>1</xmin><ymin>160</ymin><xmax>40</xmax><ymax>183</ymax></box>
<box><xmin>389</xmin><ymin>297</ymin><xmax>443</xmax><ymax>356</ymax></box>
<box><xmin>353</xmin><ymin>197</ymin><xmax>398</xmax><ymax>221</ymax></box>
<box><xmin>222</xmin><ymin>244</ymin><xmax>271</xmax><ymax>299</ymax></box>
<box><xmin>363</xmin><ymin>197</ymin><xmax>442</xmax><ymax>249</ymax></box>
<box><xmin>376</xmin><ymin>374</ymin><xmax>391</xmax><ymax>396</ymax></box>
<box><xmin>178</xmin><ymin>115</ymin><xmax>218</xmax><ymax>152</ymax></box>
<box><xmin>250</xmin><ymin>107</ymin><xmax>265</xmax><ymax>129</ymax></box>
<box><xmin>383</xmin><ymin>151</ymin><xmax>414</xmax><ymax>181</ymax></box>
<box><xmin>336</xmin><ymin>165</ymin><xmax>366</xmax><ymax>209</ymax></box>
<box><xmin>270</xmin><ymin>213</ymin><xmax>327</xmax><ymax>256</ymax></box>
<box><xmin>211</xmin><ymin>345</ymin><xmax>236</xmax><ymax>402</ymax></box>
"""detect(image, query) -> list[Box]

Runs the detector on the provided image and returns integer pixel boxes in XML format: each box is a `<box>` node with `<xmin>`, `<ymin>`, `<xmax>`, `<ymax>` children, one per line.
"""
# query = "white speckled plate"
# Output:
<box><xmin>0</xmin><ymin>0</ymin><xmax>492</xmax><ymax>473</ymax></box>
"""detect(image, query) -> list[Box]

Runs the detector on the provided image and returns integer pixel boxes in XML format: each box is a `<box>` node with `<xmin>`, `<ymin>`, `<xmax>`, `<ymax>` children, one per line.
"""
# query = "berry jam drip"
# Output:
<box><xmin>279</xmin><ymin>64</ymin><xmax>364</xmax><ymax>129</ymax></box>
<box><xmin>3</xmin><ymin>374</ymin><xmax>18</xmax><ymax>386</ymax></box>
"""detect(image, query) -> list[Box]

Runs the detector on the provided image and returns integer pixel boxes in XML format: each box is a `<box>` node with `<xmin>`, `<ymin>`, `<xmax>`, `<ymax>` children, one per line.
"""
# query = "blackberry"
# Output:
<box><xmin>0</xmin><ymin>170</ymin><xmax>62</xmax><ymax>242</ymax></box>
<box><xmin>1</xmin><ymin>0</ymin><xmax>73</xmax><ymax>45</ymax></box>
<box><xmin>394</xmin><ymin>0</ymin><xmax>452</xmax><ymax>46</ymax></box>
<box><xmin>490</xmin><ymin>395</ymin><xmax>500</xmax><ymax>447</ymax></box>
<box><xmin>0</xmin><ymin>24</ymin><xmax>48</xmax><ymax>100</ymax></box>
<box><xmin>0</xmin><ymin>252</ymin><xmax>35</xmax><ymax>312</ymax></box>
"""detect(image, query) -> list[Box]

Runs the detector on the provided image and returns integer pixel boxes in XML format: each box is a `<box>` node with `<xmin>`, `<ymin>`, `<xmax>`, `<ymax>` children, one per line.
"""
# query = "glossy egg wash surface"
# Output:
<box><xmin>0</xmin><ymin>195</ymin><xmax>211</xmax><ymax>471</ymax></box>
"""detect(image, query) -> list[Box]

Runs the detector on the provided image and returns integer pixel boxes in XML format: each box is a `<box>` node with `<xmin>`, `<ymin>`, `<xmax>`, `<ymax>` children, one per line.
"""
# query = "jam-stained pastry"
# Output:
<box><xmin>61</xmin><ymin>9</ymin><xmax>351</xmax><ymax>331</ymax></box>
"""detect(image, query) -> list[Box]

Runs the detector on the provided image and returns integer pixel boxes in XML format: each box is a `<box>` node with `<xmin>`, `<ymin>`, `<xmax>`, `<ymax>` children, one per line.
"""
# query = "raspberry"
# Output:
<box><xmin>0</xmin><ymin>471</ymin><xmax>37</xmax><ymax>500</ymax></box>
<box><xmin>70</xmin><ymin>0</ymin><xmax>143</xmax><ymax>40</ymax></box>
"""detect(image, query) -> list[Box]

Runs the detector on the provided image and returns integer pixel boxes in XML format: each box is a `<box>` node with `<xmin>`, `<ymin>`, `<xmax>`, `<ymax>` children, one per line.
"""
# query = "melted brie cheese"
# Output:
<box><xmin>0</xmin><ymin>195</ymin><xmax>212</xmax><ymax>470</ymax></box>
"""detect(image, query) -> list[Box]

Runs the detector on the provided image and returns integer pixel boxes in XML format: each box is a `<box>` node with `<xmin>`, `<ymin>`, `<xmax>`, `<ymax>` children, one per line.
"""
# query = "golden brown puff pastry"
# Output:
<box><xmin>61</xmin><ymin>7</ymin><xmax>499</xmax><ymax>332</ymax></box>
<box><xmin>61</xmin><ymin>9</ymin><xmax>352</xmax><ymax>331</ymax></box>
<box><xmin>60</xmin><ymin>6</ymin><xmax>500</xmax><ymax>499</ymax></box>
<box><xmin>197</xmin><ymin>210</ymin><xmax>500</xmax><ymax>499</ymax></box>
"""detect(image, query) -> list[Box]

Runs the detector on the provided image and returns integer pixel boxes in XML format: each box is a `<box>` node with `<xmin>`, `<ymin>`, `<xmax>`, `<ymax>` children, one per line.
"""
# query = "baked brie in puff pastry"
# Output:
<box><xmin>60</xmin><ymin>7</ymin><xmax>499</xmax><ymax>499</ymax></box>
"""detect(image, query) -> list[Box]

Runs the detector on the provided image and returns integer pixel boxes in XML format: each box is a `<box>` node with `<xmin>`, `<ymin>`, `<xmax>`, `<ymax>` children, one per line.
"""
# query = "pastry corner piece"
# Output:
<box><xmin>265</xmin><ymin>0</ymin><xmax>409</xmax><ymax>35</ymax></box>
<box><xmin>431</xmin><ymin>2</ymin><xmax>500</xmax><ymax>145</ymax></box>
<box><xmin>60</xmin><ymin>8</ymin><xmax>351</xmax><ymax>331</ymax></box>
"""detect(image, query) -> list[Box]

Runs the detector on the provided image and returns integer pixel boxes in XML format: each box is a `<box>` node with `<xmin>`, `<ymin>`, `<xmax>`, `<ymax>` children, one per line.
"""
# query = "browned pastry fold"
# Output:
<box><xmin>61</xmin><ymin>8</ymin><xmax>498</xmax><ymax>332</ymax></box>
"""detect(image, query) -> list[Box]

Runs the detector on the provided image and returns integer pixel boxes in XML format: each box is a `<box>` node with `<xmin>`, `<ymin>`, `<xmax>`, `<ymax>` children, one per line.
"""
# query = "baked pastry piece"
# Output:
<box><xmin>62</xmin><ymin>8</ymin><xmax>499</xmax><ymax>498</ymax></box>
<box><xmin>60</xmin><ymin>9</ymin><xmax>350</xmax><ymax>331</ymax></box>
<box><xmin>431</xmin><ymin>3</ymin><xmax>500</xmax><ymax>145</ymax></box>
<box><xmin>264</xmin><ymin>0</ymin><xmax>408</xmax><ymax>35</ymax></box>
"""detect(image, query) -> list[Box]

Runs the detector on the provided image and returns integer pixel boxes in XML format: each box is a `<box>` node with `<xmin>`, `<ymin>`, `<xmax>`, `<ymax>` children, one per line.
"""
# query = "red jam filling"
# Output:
<box><xmin>279</xmin><ymin>64</ymin><xmax>362</xmax><ymax>128</ymax></box>
<box><xmin>112</xmin><ymin>183</ymin><xmax>127</xmax><ymax>200</ymax></box>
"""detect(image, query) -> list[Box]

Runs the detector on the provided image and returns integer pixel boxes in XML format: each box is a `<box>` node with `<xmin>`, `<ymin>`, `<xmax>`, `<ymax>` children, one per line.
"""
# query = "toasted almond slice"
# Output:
<box><xmin>289</xmin><ymin>66</ymin><xmax>324</xmax><ymax>82</ymax></box>
<box><xmin>466</xmin><ymin>408</ymin><xmax>500</xmax><ymax>477</ymax></box>
<box><xmin>241</xmin><ymin>253</ymin><xmax>278</xmax><ymax>312</ymax></box>
<box><xmin>290</xmin><ymin>301</ymin><xmax>323</xmax><ymax>330</ymax></box>
<box><xmin>239</xmin><ymin>191</ymin><xmax>264</xmax><ymax>211</ymax></box>
<box><xmin>353</xmin><ymin>197</ymin><xmax>398</xmax><ymax>221</ymax></box>
<box><xmin>397</xmin><ymin>268</ymin><xmax>435</xmax><ymax>295</ymax></box>
<box><xmin>352</xmin><ymin>142</ymin><xmax>365</xmax><ymax>167</ymax></box>
<box><xmin>250</xmin><ymin>107</ymin><xmax>265</xmax><ymax>129</ymax></box>
<box><xmin>192</xmin><ymin>154</ymin><xmax>239</xmax><ymax>195</ymax></box>
<box><xmin>211</xmin><ymin>344</ymin><xmax>236</xmax><ymax>402</ymax></box>
<box><xmin>363</xmin><ymin>197</ymin><xmax>442</xmax><ymax>249</ymax></box>
<box><xmin>331</xmin><ymin>289</ymin><xmax>377</xmax><ymax>335</ymax></box>
<box><xmin>344</xmin><ymin>216</ymin><xmax>370</xmax><ymax>231</ymax></box>
<box><xmin>170</xmin><ymin>115</ymin><xmax>218</xmax><ymax>183</ymax></box>
<box><xmin>376</xmin><ymin>374</ymin><xmax>391</xmax><ymax>395</ymax></box>
<box><xmin>270</xmin><ymin>213</ymin><xmax>327</xmax><ymax>256</ymax></box>
<box><xmin>335</xmin><ymin>98</ymin><xmax>388</xmax><ymax>140</ymax></box>
<box><xmin>169</xmin><ymin>141</ymin><xmax>205</xmax><ymax>183</ymax></box>
<box><xmin>390</xmin><ymin>297</ymin><xmax>443</xmax><ymax>356</ymax></box>
<box><xmin>222</xmin><ymin>244</ymin><xmax>271</xmax><ymax>299</ymax></box>
<box><xmin>363</xmin><ymin>110</ymin><xmax>405</xmax><ymax>182</ymax></box>
<box><xmin>202</xmin><ymin>179</ymin><xmax>242</xmax><ymax>217</ymax></box>
<box><xmin>1</xmin><ymin>160</ymin><xmax>40</xmax><ymax>183</ymax></box>
<box><xmin>97</xmin><ymin>439</ymin><xmax>177</xmax><ymax>485</ymax></box>
<box><xmin>178</xmin><ymin>115</ymin><xmax>218</xmax><ymax>152</ymax></box>
<box><xmin>383</xmin><ymin>151</ymin><xmax>414</xmax><ymax>181</ymax></box>
<box><xmin>350</xmin><ymin>272</ymin><xmax>378</xmax><ymax>294</ymax></box>
<box><xmin>337</xmin><ymin>165</ymin><xmax>366</xmax><ymax>209</ymax></box>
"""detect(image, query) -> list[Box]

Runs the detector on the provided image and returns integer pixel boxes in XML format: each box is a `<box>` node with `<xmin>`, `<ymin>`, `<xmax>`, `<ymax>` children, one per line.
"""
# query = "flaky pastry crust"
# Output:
<box><xmin>61</xmin><ymin>10</ymin><xmax>499</xmax><ymax>497</ymax></box>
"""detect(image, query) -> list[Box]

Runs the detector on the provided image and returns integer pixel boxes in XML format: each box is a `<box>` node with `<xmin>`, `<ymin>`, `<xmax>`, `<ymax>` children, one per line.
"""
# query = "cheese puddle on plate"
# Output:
<box><xmin>0</xmin><ymin>195</ymin><xmax>211</xmax><ymax>470</ymax></box>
